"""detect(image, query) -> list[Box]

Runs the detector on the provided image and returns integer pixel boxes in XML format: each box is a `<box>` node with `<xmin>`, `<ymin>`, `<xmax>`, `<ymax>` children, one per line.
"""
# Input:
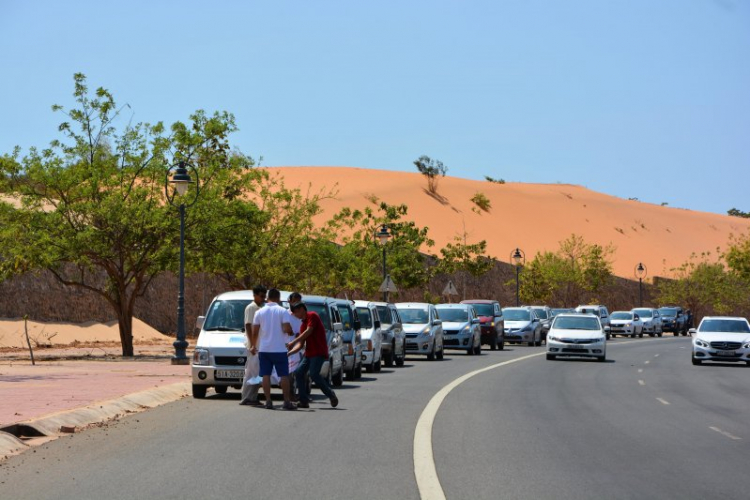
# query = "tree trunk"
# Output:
<box><xmin>117</xmin><ymin>310</ymin><xmax>134</xmax><ymax>357</ymax></box>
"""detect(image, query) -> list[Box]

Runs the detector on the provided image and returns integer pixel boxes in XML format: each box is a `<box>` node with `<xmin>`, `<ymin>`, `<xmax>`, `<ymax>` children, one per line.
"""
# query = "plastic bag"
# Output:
<box><xmin>245</xmin><ymin>354</ymin><xmax>261</xmax><ymax>386</ymax></box>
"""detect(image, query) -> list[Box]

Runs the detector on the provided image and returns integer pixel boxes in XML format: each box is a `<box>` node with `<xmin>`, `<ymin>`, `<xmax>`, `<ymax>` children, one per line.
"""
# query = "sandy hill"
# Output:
<box><xmin>269</xmin><ymin>166</ymin><xmax>750</xmax><ymax>280</ymax></box>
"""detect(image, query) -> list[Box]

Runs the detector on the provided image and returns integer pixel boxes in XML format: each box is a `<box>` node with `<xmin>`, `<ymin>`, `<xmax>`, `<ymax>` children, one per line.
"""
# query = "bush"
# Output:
<box><xmin>471</xmin><ymin>192</ymin><xmax>492</xmax><ymax>212</ymax></box>
<box><xmin>484</xmin><ymin>175</ymin><xmax>505</xmax><ymax>184</ymax></box>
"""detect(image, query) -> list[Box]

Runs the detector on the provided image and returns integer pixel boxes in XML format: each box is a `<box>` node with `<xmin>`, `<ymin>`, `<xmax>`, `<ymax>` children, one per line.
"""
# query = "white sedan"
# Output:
<box><xmin>609</xmin><ymin>311</ymin><xmax>644</xmax><ymax>338</ymax></box>
<box><xmin>547</xmin><ymin>314</ymin><xmax>606</xmax><ymax>362</ymax></box>
<box><xmin>691</xmin><ymin>316</ymin><xmax>750</xmax><ymax>366</ymax></box>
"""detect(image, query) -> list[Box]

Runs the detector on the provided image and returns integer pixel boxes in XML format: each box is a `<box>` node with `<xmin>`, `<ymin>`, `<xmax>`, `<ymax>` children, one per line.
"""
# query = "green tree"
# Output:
<box><xmin>0</xmin><ymin>74</ymin><xmax>263</xmax><ymax>356</ymax></box>
<box><xmin>727</xmin><ymin>208</ymin><xmax>750</xmax><ymax>218</ymax></box>
<box><xmin>413</xmin><ymin>155</ymin><xmax>447</xmax><ymax>195</ymax></box>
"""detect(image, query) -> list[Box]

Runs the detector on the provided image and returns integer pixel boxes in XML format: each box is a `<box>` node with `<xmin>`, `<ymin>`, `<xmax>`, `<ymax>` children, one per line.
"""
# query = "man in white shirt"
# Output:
<box><xmin>239</xmin><ymin>285</ymin><xmax>266</xmax><ymax>406</ymax></box>
<box><xmin>251</xmin><ymin>288</ymin><xmax>295</xmax><ymax>410</ymax></box>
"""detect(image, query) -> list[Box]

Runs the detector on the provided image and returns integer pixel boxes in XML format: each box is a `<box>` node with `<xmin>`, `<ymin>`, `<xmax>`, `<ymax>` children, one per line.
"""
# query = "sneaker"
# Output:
<box><xmin>239</xmin><ymin>400</ymin><xmax>262</xmax><ymax>407</ymax></box>
<box><xmin>282</xmin><ymin>402</ymin><xmax>297</xmax><ymax>411</ymax></box>
<box><xmin>330</xmin><ymin>395</ymin><xmax>339</xmax><ymax>408</ymax></box>
<box><xmin>297</xmin><ymin>401</ymin><xmax>310</xmax><ymax>409</ymax></box>
<box><xmin>264</xmin><ymin>401</ymin><xmax>274</xmax><ymax>410</ymax></box>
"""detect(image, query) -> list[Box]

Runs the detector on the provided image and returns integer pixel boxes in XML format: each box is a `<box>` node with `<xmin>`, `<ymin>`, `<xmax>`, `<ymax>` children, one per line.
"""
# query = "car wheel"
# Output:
<box><xmin>657</xmin><ymin>332</ymin><xmax>663</xmax><ymax>337</ymax></box>
<box><xmin>436</xmin><ymin>343</ymin><xmax>444</xmax><ymax>360</ymax></box>
<box><xmin>192</xmin><ymin>384</ymin><xmax>207</xmax><ymax>399</ymax></box>
<box><xmin>474</xmin><ymin>338</ymin><xmax>482</xmax><ymax>355</ymax></box>
<box><xmin>490</xmin><ymin>336</ymin><xmax>498</xmax><ymax>351</ymax></box>
<box><xmin>546</xmin><ymin>354</ymin><xmax>556</xmax><ymax>361</ymax></box>
<box><xmin>639</xmin><ymin>333</ymin><xmax>643</xmax><ymax>338</ymax></box>
<box><xmin>674</xmin><ymin>332</ymin><xmax>679</xmax><ymax>337</ymax></box>
<box><xmin>597</xmin><ymin>355</ymin><xmax>606</xmax><ymax>362</ymax></box>
<box><xmin>332</xmin><ymin>365</ymin><xmax>344</xmax><ymax>386</ymax></box>
<box><xmin>355</xmin><ymin>361</ymin><xmax>363</xmax><ymax>378</ymax></box>
<box><xmin>346</xmin><ymin>360</ymin><xmax>357</xmax><ymax>380</ymax></box>
<box><xmin>649</xmin><ymin>333</ymin><xmax>655</xmax><ymax>337</ymax></box>
<box><xmin>384</xmin><ymin>348</ymin><xmax>394</xmax><ymax>368</ymax></box>
<box><xmin>606</xmin><ymin>333</ymin><xmax>611</xmax><ymax>340</ymax></box>
<box><xmin>214</xmin><ymin>386</ymin><xmax>228</xmax><ymax>395</ymax></box>
<box><xmin>745</xmin><ymin>361</ymin><xmax>750</xmax><ymax>366</ymax></box>
<box><xmin>692</xmin><ymin>357</ymin><xmax>702</xmax><ymax>366</ymax></box>
<box><xmin>527</xmin><ymin>339</ymin><xmax>534</xmax><ymax>347</ymax></box>
<box><xmin>374</xmin><ymin>358</ymin><xmax>382</xmax><ymax>372</ymax></box>
<box><xmin>499</xmin><ymin>339</ymin><xmax>505</xmax><ymax>350</ymax></box>
<box><xmin>427</xmin><ymin>343</ymin><xmax>436</xmax><ymax>361</ymax></box>
<box><xmin>466</xmin><ymin>345</ymin><xmax>474</xmax><ymax>355</ymax></box>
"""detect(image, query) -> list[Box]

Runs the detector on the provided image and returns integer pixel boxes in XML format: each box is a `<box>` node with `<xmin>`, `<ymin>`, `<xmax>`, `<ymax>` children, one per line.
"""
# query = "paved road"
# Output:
<box><xmin>1</xmin><ymin>337</ymin><xmax>748</xmax><ymax>500</ymax></box>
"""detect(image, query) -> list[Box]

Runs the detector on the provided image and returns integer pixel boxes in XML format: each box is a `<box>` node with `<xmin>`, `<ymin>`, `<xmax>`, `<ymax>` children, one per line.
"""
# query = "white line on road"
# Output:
<box><xmin>656</xmin><ymin>397</ymin><xmax>670</xmax><ymax>405</ymax></box>
<box><xmin>638</xmin><ymin>368</ymin><xmax>643</xmax><ymax>373</ymax></box>
<box><xmin>645</xmin><ymin>360</ymin><xmax>650</xmax><ymax>364</ymax></box>
<box><xmin>638</xmin><ymin>380</ymin><xmax>645</xmax><ymax>386</ymax></box>
<box><xmin>413</xmin><ymin>352</ymin><xmax>544</xmax><ymax>500</ymax></box>
<box><xmin>654</xmin><ymin>354</ymin><xmax>660</xmax><ymax>357</ymax></box>
<box><xmin>710</xmin><ymin>427</ymin><xmax>742</xmax><ymax>441</ymax></box>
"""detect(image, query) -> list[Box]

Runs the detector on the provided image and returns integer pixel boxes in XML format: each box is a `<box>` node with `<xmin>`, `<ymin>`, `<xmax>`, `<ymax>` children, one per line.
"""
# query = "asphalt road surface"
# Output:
<box><xmin>2</xmin><ymin>337</ymin><xmax>748</xmax><ymax>500</ymax></box>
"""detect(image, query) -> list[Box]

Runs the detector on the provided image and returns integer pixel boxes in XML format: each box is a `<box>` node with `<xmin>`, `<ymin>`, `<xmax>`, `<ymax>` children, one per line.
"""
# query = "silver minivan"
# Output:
<box><xmin>396</xmin><ymin>302</ymin><xmax>444</xmax><ymax>361</ymax></box>
<box><xmin>354</xmin><ymin>300</ymin><xmax>383</xmax><ymax>372</ymax></box>
<box><xmin>334</xmin><ymin>298</ymin><xmax>363</xmax><ymax>380</ymax></box>
<box><xmin>373</xmin><ymin>301</ymin><xmax>406</xmax><ymax>367</ymax></box>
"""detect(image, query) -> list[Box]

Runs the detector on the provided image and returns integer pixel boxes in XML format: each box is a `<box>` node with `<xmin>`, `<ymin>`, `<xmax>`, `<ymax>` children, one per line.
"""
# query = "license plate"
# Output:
<box><xmin>715</xmin><ymin>351</ymin><xmax>736</xmax><ymax>357</ymax></box>
<box><xmin>567</xmin><ymin>347</ymin><xmax>585</xmax><ymax>351</ymax></box>
<box><xmin>216</xmin><ymin>370</ymin><xmax>244</xmax><ymax>378</ymax></box>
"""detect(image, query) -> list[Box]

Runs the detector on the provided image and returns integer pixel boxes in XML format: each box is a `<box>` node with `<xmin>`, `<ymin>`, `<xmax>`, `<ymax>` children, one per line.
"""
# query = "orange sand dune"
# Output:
<box><xmin>268</xmin><ymin>166</ymin><xmax>750</xmax><ymax>280</ymax></box>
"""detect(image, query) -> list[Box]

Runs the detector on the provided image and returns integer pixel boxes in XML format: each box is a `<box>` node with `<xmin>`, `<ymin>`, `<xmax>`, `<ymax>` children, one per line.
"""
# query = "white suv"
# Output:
<box><xmin>691</xmin><ymin>316</ymin><xmax>750</xmax><ymax>366</ymax></box>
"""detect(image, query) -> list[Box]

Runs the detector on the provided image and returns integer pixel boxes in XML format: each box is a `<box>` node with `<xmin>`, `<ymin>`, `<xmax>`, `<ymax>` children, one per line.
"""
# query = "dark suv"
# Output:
<box><xmin>658</xmin><ymin>306</ymin><xmax>688</xmax><ymax>336</ymax></box>
<box><xmin>460</xmin><ymin>300</ymin><xmax>505</xmax><ymax>350</ymax></box>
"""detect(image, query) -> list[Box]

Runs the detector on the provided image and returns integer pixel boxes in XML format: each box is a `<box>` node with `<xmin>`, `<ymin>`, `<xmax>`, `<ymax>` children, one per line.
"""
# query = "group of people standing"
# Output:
<box><xmin>240</xmin><ymin>286</ymin><xmax>338</xmax><ymax>411</ymax></box>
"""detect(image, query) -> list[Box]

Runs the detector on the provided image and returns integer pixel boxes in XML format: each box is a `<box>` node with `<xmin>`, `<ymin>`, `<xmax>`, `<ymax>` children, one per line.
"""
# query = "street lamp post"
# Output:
<box><xmin>165</xmin><ymin>161</ymin><xmax>200</xmax><ymax>365</ymax></box>
<box><xmin>635</xmin><ymin>262</ymin><xmax>647</xmax><ymax>307</ymax></box>
<box><xmin>376</xmin><ymin>224</ymin><xmax>392</xmax><ymax>302</ymax></box>
<box><xmin>511</xmin><ymin>247</ymin><xmax>525</xmax><ymax>307</ymax></box>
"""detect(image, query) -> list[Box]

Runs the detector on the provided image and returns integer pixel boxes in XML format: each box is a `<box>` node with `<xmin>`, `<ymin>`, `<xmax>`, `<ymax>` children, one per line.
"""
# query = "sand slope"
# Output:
<box><xmin>269</xmin><ymin>166</ymin><xmax>750</xmax><ymax>279</ymax></box>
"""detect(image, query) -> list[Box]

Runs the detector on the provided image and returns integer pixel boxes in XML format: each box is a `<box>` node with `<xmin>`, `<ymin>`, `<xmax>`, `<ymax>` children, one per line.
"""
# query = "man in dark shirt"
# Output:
<box><xmin>288</xmin><ymin>302</ymin><xmax>338</xmax><ymax>408</ymax></box>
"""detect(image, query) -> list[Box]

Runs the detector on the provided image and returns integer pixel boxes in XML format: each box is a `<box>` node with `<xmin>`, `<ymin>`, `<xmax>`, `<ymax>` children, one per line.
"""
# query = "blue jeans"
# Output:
<box><xmin>296</xmin><ymin>355</ymin><xmax>336</xmax><ymax>403</ymax></box>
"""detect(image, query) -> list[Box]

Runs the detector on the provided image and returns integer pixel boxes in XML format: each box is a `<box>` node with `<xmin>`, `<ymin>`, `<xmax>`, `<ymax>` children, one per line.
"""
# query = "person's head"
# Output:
<box><xmin>289</xmin><ymin>292</ymin><xmax>302</xmax><ymax>305</ymax></box>
<box><xmin>290</xmin><ymin>301</ymin><xmax>307</xmax><ymax>319</ymax></box>
<box><xmin>267</xmin><ymin>288</ymin><xmax>281</xmax><ymax>302</ymax></box>
<box><xmin>252</xmin><ymin>285</ymin><xmax>267</xmax><ymax>305</ymax></box>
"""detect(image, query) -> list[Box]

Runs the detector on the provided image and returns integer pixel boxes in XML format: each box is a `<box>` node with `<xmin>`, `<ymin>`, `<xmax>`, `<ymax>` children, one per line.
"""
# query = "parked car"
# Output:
<box><xmin>575</xmin><ymin>305</ymin><xmax>611</xmax><ymax>340</ymax></box>
<box><xmin>691</xmin><ymin>316</ymin><xmax>750</xmax><ymax>366</ymax></box>
<box><xmin>659</xmin><ymin>306</ymin><xmax>688</xmax><ymax>336</ymax></box>
<box><xmin>298</xmin><ymin>295</ymin><xmax>347</xmax><ymax>387</ymax></box>
<box><xmin>396</xmin><ymin>302</ymin><xmax>444</xmax><ymax>361</ymax></box>
<box><xmin>632</xmin><ymin>308</ymin><xmax>663</xmax><ymax>337</ymax></box>
<box><xmin>334</xmin><ymin>298</ymin><xmax>363</xmax><ymax>380</ymax></box>
<box><xmin>502</xmin><ymin>306</ymin><xmax>542</xmax><ymax>346</ymax></box>
<box><xmin>547</xmin><ymin>313</ymin><xmax>607</xmax><ymax>362</ymax></box>
<box><xmin>373</xmin><ymin>301</ymin><xmax>406</xmax><ymax>367</ymax></box>
<box><xmin>530</xmin><ymin>305</ymin><xmax>552</xmax><ymax>341</ymax></box>
<box><xmin>550</xmin><ymin>308</ymin><xmax>575</xmax><ymax>318</ymax></box>
<box><xmin>354</xmin><ymin>300</ymin><xmax>383</xmax><ymax>372</ymax></box>
<box><xmin>461</xmin><ymin>299</ymin><xmax>505</xmax><ymax>350</ymax></box>
<box><xmin>436</xmin><ymin>303</ymin><xmax>482</xmax><ymax>355</ymax></box>
<box><xmin>609</xmin><ymin>311</ymin><xmax>644</xmax><ymax>338</ymax></box>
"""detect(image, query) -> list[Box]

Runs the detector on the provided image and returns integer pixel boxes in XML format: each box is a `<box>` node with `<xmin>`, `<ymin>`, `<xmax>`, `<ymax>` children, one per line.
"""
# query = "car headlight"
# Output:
<box><xmin>548</xmin><ymin>335</ymin><xmax>559</xmax><ymax>342</ymax></box>
<box><xmin>742</xmin><ymin>341</ymin><xmax>750</xmax><ymax>349</ymax></box>
<box><xmin>490</xmin><ymin>322</ymin><xmax>495</xmax><ymax>327</ymax></box>
<box><xmin>421</xmin><ymin>326</ymin><xmax>431</xmax><ymax>336</ymax></box>
<box><xmin>193</xmin><ymin>348</ymin><xmax>210</xmax><ymax>365</ymax></box>
<box><xmin>462</xmin><ymin>326</ymin><xmax>471</xmax><ymax>333</ymax></box>
<box><xmin>694</xmin><ymin>338</ymin><xmax>710</xmax><ymax>348</ymax></box>
<box><xmin>626</xmin><ymin>323</ymin><xmax>632</xmax><ymax>327</ymax></box>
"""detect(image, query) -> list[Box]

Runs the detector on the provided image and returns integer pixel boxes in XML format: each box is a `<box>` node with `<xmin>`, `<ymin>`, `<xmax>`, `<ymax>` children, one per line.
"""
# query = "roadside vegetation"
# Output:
<box><xmin>413</xmin><ymin>155</ymin><xmax>447</xmax><ymax>195</ymax></box>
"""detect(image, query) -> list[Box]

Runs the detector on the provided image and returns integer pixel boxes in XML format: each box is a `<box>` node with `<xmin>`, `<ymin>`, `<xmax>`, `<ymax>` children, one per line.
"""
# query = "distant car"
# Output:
<box><xmin>436</xmin><ymin>303</ymin><xmax>482</xmax><ymax>355</ymax></box>
<box><xmin>691</xmin><ymin>316</ymin><xmax>750</xmax><ymax>366</ymax></box>
<box><xmin>547</xmin><ymin>313</ymin><xmax>607</xmax><ymax>362</ymax></box>
<box><xmin>334</xmin><ymin>298</ymin><xmax>363</xmax><ymax>380</ymax></box>
<box><xmin>632</xmin><ymin>308</ymin><xmax>663</xmax><ymax>337</ymax></box>
<box><xmin>609</xmin><ymin>311</ymin><xmax>644</xmax><ymax>338</ymax></box>
<box><xmin>354</xmin><ymin>300</ymin><xmax>383</xmax><ymax>373</ymax></box>
<box><xmin>460</xmin><ymin>299</ymin><xmax>505</xmax><ymax>350</ymax></box>
<box><xmin>373</xmin><ymin>302</ymin><xmax>406</xmax><ymax>367</ymax></box>
<box><xmin>659</xmin><ymin>306</ymin><xmax>688</xmax><ymax>336</ymax></box>
<box><xmin>550</xmin><ymin>308</ymin><xmax>575</xmax><ymax>318</ymax></box>
<box><xmin>575</xmin><ymin>305</ymin><xmax>611</xmax><ymax>340</ymax></box>
<box><xmin>502</xmin><ymin>306</ymin><xmax>542</xmax><ymax>346</ymax></box>
<box><xmin>530</xmin><ymin>305</ymin><xmax>552</xmax><ymax>341</ymax></box>
<box><xmin>396</xmin><ymin>302</ymin><xmax>444</xmax><ymax>361</ymax></box>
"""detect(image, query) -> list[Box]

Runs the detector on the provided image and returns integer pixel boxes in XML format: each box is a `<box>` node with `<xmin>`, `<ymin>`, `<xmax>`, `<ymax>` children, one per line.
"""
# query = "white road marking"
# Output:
<box><xmin>710</xmin><ymin>427</ymin><xmax>742</xmax><ymax>441</ymax></box>
<box><xmin>638</xmin><ymin>368</ymin><xmax>643</xmax><ymax>373</ymax></box>
<box><xmin>638</xmin><ymin>380</ymin><xmax>645</xmax><ymax>386</ymax></box>
<box><xmin>413</xmin><ymin>352</ymin><xmax>543</xmax><ymax>500</ymax></box>
<box><xmin>645</xmin><ymin>360</ymin><xmax>650</xmax><ymax>364</ymax></box>
<box><xmin>654</xmin><ymin>354</ymin><xmax>660</xmax><ymax>357</ymax></box>
<box><xmin>657</xmin><ymin>398</ymin><xmax>670</xmax><ymax>405</ymax></box>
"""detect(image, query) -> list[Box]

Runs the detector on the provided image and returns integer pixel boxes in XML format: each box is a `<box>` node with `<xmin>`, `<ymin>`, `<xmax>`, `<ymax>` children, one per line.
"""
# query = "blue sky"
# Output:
<box><xmin>1</xmin><ymin>0</ymin><xmax>748</xmax><ymax>214</ymax></box>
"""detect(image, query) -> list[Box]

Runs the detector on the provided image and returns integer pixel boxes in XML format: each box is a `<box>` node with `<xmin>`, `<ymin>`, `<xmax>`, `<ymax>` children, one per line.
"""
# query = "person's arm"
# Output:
<box><xmin>250</xmin><ymin>324</ymin><xmax>260</xmax><ymax>355</ymax></box>
<box><xmin>282</xmin><ymin>321</ymin><xmax>293</xmax><ymax>336</ymax></box>
<box><xmin>288</xmin><ymin>324</ymin><xmax>314</xmax><ymax>350</ymax></box>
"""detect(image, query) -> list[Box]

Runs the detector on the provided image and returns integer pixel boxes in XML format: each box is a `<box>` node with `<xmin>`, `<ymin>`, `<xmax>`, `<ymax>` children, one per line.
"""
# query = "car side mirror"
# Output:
<box><xmin>196</xmin><ymin>316</ymin><xmax>205</xmax><ymax>329</ymax></box>
<box><xmin>689</xmin><ymin>328</ymin><xmax>696</xmax><ymax>335</ymax></box>
<box><xmin>374</xmin><ymin>320</ymin><xmax>381</xmax><ymax>329</ymax></box>
<box><xmin>433</xmin><ymin>320</ymin><xmax>442</xmax><ymax>326</ymax></box>
<box><xmin>634</xmin><ymin>314</ymin><xmax>640</xmax><ymax>320</ymax></box>
<box><xmin>353</xmin><ymin>320</ymin><xmax>361</xmax><ymax>330</ymax></box>
<box><xmin>472</xmin><ymin>318</ymin><xmax>480</xmax><ymax>324</ymax></box>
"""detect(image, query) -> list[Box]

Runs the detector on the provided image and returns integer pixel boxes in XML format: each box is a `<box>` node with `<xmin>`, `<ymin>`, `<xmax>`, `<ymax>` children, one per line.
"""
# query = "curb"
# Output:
<box><xmin>0</xmin><ymin>382</ymin><xmax>190</xmax><ymax>459</ymax></box>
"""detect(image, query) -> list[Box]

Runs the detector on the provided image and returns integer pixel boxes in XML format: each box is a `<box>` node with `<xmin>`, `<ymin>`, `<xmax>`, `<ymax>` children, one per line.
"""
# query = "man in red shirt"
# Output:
<box><xmin>288</xmin><ymin>302</ymin><xmax>339</xmax><ymax>408</ymax></box>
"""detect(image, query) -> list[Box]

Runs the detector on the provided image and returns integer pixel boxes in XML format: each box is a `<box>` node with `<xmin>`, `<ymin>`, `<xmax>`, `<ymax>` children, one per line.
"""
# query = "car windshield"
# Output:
<box><xmin>399</xmin><ymin>308</ymin><xmax>429</xmax><ymax>324</ymax></box>
<box><xmin>532</xmin><ymin>308</ymin><xmax>549</xmax><ymax>319</ymax></box>
<box><xmin>203</xmin><ymin>299</ymin><xmax>250</xmax><ymax>332</ymax></box>
<box><xmin>611</xmin><ymin>312</ymin><xmax>633</xmax><ymax>320</ymax></box>
<box><xmin>339</xmin><ymin>306</ymin><xmax>353</xmax><ymax>330</ymax></box>
<box><xmin>503</xmin><ymin>309</ymin><xmax>531</xmax><ymax>321</ymax></box>
<box><xmin>659</xmin><ymin>308</ymin><xmax>678</xmax><ymax>317</ymax></box>
<box><xmin>436</xmin><ymin>308</ymin><xmax>469</xmax><ymax>322</ymax></box>
<box><xmin>307</xmin><ymin>304</ymin><xmax>331</xmax><ymax>330</ymax></box>
<box><xmin>553</xmin><ymin>316</ymin><xmax>601</xmax><ymax>331</ymax></box>
<box><xmin>698</xmin><ymin>319</ymin><xmax>750</xmax><ymax>333</ymax></box>
<box><xmin>550</xmin><ymin>309</ymin><xmax>573</xmax><ymax>317</ymax></box>
<box><xmin>356</xmin><ymin>308</ymin><xmax>373</xmax><ymax>329</ymax></box>
<box><xmin>470</xmin><ymin>303</ymin><xmax>494</xmax><ymax>316</ymax></box>
<box><xmin>376</xmin><ymin>306</ymin><xmax>391</xmax><ymax>325</ymax></box>
<box><xmin>633</xmin><ymin>309</ymin><xmax>652</xmax><ymax>318</ymax></box>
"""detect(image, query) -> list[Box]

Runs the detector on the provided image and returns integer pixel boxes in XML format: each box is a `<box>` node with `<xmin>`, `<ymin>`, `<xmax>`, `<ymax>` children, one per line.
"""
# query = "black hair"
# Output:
<box><xmin>252</xmin><ymin>285</ymin><xmax>267</xmax><ymax>296</ymax></box>
<box><xmin>290</xmin><ymin>302</ymin><xmax>308</xmax><ymax>312</ymax></box>
<box><xmin>267</xmin><ymin>288</ymin><xmax>281</xmax><ymax>300</ymax></box>
<box><xmin>289</xmin><ymin>291</ymin><xmax>302</xmax><ymax>302</ymax></box>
